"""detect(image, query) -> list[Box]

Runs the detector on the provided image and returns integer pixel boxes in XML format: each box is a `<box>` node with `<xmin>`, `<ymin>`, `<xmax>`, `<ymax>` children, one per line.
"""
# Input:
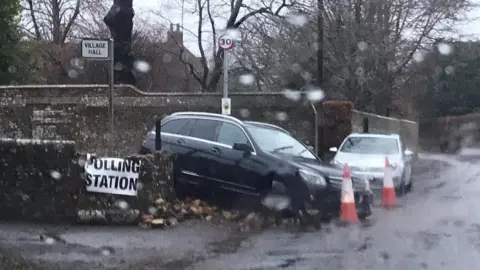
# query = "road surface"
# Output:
<box><xmin>0</xmin><ymin>152</ymin><xmax>477</xmax><ymax>269</ymax></box>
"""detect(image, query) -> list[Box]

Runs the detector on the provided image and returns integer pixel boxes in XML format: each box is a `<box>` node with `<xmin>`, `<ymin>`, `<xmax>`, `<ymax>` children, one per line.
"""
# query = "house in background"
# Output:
<box><xmin>20</xmin><ymin>23</ymin><xmax>205</xmax><ymax>92</ymax></box>
<box><xmin>151</xmin><ymin>23</ymin><xmax>203</xmax><ymax>92</ymax></box>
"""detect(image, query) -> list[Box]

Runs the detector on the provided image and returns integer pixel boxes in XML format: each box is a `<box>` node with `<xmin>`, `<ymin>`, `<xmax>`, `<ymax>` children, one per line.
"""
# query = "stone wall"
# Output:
<box><xmin>419</xmin><ymin>113</ymin><xmax>480</xmax><ymax>152</ymax></box>
<box><xmin>0</xmin><ymin>139</ymin><xmax>79</xmax><ymax>222</ymax></box>
<box><xmin>0</xmin><ymin>84</ymin><xmax>419</xmax><ymax>156</ymax></box>
<box><xmin>352</xmin><ymin>110</ymin><xmax>419</xmax><ymax>152</ymax></box>
<box><xmin>0</xmin><ymin>137</ymin><xmax>175</xmax><ymax>223</ymax></box>
<box><xmin>0</xmin><ymin>85</ymin><xmax>319</xmax><ymax>156</ymax></box>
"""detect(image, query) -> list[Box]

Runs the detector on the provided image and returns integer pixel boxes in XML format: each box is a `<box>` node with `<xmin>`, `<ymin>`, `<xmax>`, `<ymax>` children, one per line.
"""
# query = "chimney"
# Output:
<box><xmin>167</xmin><ymin>22</ymin><xmax>183</xmax><ymax>46</ymax></box>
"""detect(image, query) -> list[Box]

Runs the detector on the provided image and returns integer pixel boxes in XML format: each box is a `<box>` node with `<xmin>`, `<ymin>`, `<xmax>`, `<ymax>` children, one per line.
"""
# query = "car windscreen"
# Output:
<box><xmin>245</xmin><ymin>125</ymin><xmax>318</xmax><ymax>160</ymax></box>
<box><xmin>339</xmin><ymin>136</ymin><xmax>399</xmax><ymax>155</ymax></box>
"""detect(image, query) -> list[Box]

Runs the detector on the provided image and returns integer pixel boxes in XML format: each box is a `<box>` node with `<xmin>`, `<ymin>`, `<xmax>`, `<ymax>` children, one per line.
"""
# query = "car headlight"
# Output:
<box><xmin>299</xmin><ymin>169</ymin><xmax>327</xmax><ymax>186</ymax></box>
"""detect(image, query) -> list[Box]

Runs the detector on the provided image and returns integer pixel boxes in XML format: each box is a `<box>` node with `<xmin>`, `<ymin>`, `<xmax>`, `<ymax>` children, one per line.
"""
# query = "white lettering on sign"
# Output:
<box><xmin>84</xmin><ymin>155</ymin><xmax>141</xmax><ymax>196</ymax></box>
<box><xmin>81</xmin><ymin>39</ymin><xmax>109</xmax><ymax>59</ymax></box>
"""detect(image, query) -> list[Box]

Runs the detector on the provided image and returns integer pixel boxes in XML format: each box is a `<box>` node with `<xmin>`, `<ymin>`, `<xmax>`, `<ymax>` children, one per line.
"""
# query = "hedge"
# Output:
<box><xmin>323</xmin><ymin>100</ymin><xmax>354</xmax><ymax>152</ymax></box>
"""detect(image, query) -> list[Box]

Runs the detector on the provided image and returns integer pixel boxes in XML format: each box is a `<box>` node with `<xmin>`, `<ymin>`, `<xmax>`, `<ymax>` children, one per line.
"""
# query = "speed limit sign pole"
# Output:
<box><xmin>218</xmin><ymin>34</ymin><xmax>234</xmax><ymax>115</ymax></box>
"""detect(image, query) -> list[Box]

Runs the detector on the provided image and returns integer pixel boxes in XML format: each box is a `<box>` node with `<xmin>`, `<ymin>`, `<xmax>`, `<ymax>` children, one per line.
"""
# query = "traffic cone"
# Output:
<box><xmin>339</xmin><ymin>164</ymin><xmax>358</xmax><ymax>223</ymax></box>
<box><xmin>382</xmin><ymin>157</ymin><xmax>397</xmax><ymax>208</ymax></box>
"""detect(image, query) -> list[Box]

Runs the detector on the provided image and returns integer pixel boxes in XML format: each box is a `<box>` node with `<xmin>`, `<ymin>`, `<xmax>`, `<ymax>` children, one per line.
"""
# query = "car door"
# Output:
<box><xmin>180</xmin><ymin>118</ymin><xmax>221</xmax><ymax>186</ymax></box>
<box><xmin>160</xmin><ymin>118</ymin><xmax>197</xmax><ymax>183</ymax></box>
<box><xmin>399</xmin><ymin>137</ymin><xmax>412</xmax><ymax>180</ymax></box>
<box><xmin>158</xmin><ymin>118</ymin><xmax>192</xmax><ymax>152</ymax></box>
<box><xmin>211</xmin><ymin>121</ymin><xmax>265</xmax><ymax>196</ymax></box>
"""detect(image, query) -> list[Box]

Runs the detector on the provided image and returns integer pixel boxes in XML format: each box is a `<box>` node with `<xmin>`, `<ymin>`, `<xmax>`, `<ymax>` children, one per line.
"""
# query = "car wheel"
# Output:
<box><xmin>406</xmin><ymin>176</ymin><xmax>413</xmax><ymax>192</ymax></box>
<box><xmin>404</xmin><ymin>165</ymin><xmax>413</xmax><ymax>192</ymax></box>
<box><xmin>397</xmin><ymin>172</ymin><xmax>407</xmax><ymax>196</ymax></box>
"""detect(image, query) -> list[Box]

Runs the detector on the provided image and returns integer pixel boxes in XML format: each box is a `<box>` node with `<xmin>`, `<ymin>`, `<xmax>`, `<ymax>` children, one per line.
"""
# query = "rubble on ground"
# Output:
<box><xmin>140</xmin><ymin>197</ymin><xmax>317</xmax><ymax>232</ymax></box>
<box><xmin>140</xmin><ymin>197</ymin><xmax>241</xmax><ymax>229</ymax></box>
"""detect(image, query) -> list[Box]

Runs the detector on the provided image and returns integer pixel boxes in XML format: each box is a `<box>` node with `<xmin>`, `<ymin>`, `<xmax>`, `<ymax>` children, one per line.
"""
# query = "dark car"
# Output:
<box><xmin>140</xmin><ymin>112</ymin><xmax>373</xmax><ymax>220</ymax></box>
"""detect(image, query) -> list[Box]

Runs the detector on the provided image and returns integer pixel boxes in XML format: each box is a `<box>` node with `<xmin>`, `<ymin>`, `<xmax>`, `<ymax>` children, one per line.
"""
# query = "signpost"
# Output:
<box><xmin>218</xmin><ymin>35</ymin><xmax>234</xmax><ymax>115</ymax></box>
<box><xmin>81</xmin><ymin>38</ymin><xmax>115</xmax><ymax>155</ymax></box>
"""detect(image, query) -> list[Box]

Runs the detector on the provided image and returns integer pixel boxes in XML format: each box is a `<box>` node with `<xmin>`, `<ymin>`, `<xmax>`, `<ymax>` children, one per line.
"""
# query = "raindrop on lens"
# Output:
<box><xmin>148</xmin><ymin>206</ymin><xmax>157</xmax><ymax>214</ymax></box>
<box><xmin>68</xmin><ymin>69</ymin><xmax>79</xmax><ymax>78</ymax></box>
<box><xmin>357</xmin><ymin>41</ymin><xmax>368</xmax><ymax>51</ymax></box>
<box><xmin>437</xmin><ymin>42</ymin><xmax>453</xmax><ymax>55</ymax></box>
<box><xmin>306</xmin><ymin>89</ymin><xmax>325</xmax><ymax>102</ymax></box>
<box><xmin>50</xmin><ymin>170</ymin><xmax>62</xmax><ymax>180</ymax></box>
<box><xmin>275</xmin><ymin>112</ymin><xmax>288</xmax><ymax>121</ymax></box>
<box><xmin>163</xmin><ymin>54</ymin><xmax>172</xmax><ymax>63</ymax></box>
<box><xmin>239</xmin><ymin>74</ymin><xmax>255</xmax><ymax>85</ymax></box>
<box><xmin>70</xmin><ymin>58</ymin><xmax>84</xmax><ymax>69</ymax></box>
<box><xmin>225</xmin><ymin>28</ymin><xmax>241</xmax><ymax>40</ymax></box>
<box><xmin>291</xmin><ymin>63</ymin><xmax>302</xmax><ymax>73</ymax></box>
<box><xmin>239</xmin><ymin>109</ymin><xmax>250</xmax><ymax>118</ymax></box>
<box><xmin>44</xmin><ymin>237</ymin><xmax>55</xmax><ymax>245</ymax></box>
<box><xmin>413</xmin><ymin>51</ymin><xmax>424</xmax><ymax>63</ymax></box>
<box><xmin>445</xmin><ymin>65</ymin><xmax>455</xmax><ymax>75</ymax></box>
<box><xmin>134</xmin><ymin>60</ymin><xmax>151</xmax><ymax>73</ymax></box>
<box><xmin>283</xmin><ymin>89</ymin><xmax>301</xmax><ymax>101</ymax></box>
<box><xmin>285</xmin><ymin>13</ymin><xmax>308</xmax><ymax>26</ymax></box>
<box><xmin>115</xmin><ymin>200</ymin><xmax>129</xmax><ymax>209</ymax></box>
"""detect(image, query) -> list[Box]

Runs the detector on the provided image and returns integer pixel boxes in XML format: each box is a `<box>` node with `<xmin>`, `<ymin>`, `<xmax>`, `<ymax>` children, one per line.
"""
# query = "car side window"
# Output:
<box><xmin>189</xmin><ymin>119</ymin><xmax>219</xmax><ymax>141</ymax></box>
<box><xmin>177</xmin><ymin>119</ymin><xmax>195</xmax><ymax>135</ymax></box>
<box><xmin>161</xmin><ymin>119</ymin><xmax>189</xmax><ymax>134</ymax></box>
<box><xmin>216</xmin><ymin>122</ymin><xmax>249</xmax><ymax>146</ymax></box>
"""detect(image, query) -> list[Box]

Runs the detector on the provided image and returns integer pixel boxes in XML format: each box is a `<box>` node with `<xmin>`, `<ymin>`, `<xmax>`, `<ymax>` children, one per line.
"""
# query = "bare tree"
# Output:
<box><xmin>151</xmin><ymin>0</ymin><xmax>297</xmax><ymax>92</ymax></box>
<box><xmin>234</xmin><ymin>0</ymin><xmax>475</xmax><ymax>115</ymax></box>
<box><xmin>21</xmin><ymin>0</ymin><xmax>81</xmax><ymax>44</ymax></box>
<box><xmin>72</xmin><ymin>0</ymin><xmax>111</xmax><ymax>38</ymax></box>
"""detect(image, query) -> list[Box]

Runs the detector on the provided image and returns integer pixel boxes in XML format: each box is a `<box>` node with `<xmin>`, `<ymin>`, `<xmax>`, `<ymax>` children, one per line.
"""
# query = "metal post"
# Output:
<box><xmin>223</xmin><ymin>49</ymin><xmax>228</xmax><ymax>98</ymax></box>
<box><xmin>310</xmin><ymin>103</ymin><xmax>319</xmax><ymax>155</ymax></box>
<box><xmin>108</xmin><ymin>38</ymin><xmax>115</xmax><ymax>155</ymax></box>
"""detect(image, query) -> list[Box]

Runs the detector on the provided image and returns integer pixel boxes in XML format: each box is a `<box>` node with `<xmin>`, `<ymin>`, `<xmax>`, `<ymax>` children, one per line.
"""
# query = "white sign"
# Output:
<box><xmin>222</xmin><ymin>98</ymin><xmax>231</xmax><ymax>115</ymax></box>
<box><xmin>81</xmin><ymin>39</ymin><xmax>109</xmax><ymax>59</ymax></box>
<box><xmin>84</xmin><ymin>155</ymin><xmax>141</xmax><ymax>196</ymax></box>
<box><xmin>218</xmin><ymin>35</ymin><xmax>234</xmax><ymax>50</ymax></box>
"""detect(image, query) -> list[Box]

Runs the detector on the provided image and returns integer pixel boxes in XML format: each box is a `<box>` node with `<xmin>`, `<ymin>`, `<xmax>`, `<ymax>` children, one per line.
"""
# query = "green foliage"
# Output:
<box><xmin>414</xmin><ymin>41</ymin><xmax>480</xmax><ymax>117</ymax></box>
<box><xmin>0</xmin><ymin>0</ymin><xmax>22</xmax><ymax>85</ymax></box>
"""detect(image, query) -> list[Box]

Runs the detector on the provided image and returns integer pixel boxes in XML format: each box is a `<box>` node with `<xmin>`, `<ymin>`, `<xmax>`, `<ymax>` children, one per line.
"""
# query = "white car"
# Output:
<box><xmin>329</xmin><ymin>133</ymin><xmax>414</xmax><ymax>194</ymax></box>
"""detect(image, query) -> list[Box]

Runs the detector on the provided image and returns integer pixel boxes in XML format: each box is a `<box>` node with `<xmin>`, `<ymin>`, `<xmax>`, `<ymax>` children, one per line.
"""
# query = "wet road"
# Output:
<box><xmin>0</xmin><ymin>152</ymin><xmax>477</xmax><ymax>269</ymax></box>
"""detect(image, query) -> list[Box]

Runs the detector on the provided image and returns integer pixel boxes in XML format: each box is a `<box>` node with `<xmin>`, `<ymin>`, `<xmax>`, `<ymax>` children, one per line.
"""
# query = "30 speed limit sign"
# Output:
<box><xmin>218</xmin><ymin>35</ymin><xmax>234</xmax><ymax>50</ymax></box>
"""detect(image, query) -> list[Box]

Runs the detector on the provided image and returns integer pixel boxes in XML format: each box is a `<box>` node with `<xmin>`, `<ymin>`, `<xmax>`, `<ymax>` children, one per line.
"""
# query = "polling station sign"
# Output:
<box><xmin>84</xmin><ymin>155</ymin><xmax>141</xmax><ymax>196</ymax></box>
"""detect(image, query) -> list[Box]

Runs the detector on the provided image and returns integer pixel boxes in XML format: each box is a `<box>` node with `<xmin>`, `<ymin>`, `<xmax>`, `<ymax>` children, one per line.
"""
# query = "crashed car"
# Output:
<box><xmin>140</xmin><ymin>112</ymin><xmax>373</xmax><ymax>221</ymax></box>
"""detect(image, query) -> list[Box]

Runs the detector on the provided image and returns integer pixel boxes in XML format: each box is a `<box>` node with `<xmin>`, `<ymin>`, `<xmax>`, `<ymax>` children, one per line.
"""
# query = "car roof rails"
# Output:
<box><xmin>170</xmin><ymin>112</ymin><xmax>243</xmax><ymax>125</ymax></box>
<box><xmin>243</xmin><ymin>121</ymin><xmax>290</xmax><ymax>134</ymax></box>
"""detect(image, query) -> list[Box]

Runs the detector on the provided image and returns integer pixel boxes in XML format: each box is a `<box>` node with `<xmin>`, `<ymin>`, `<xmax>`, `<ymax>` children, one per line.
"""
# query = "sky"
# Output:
<box><xmin>133</xmin><ymin>0</ymin><xmax>480</xmax><ymax>57</ymax></box>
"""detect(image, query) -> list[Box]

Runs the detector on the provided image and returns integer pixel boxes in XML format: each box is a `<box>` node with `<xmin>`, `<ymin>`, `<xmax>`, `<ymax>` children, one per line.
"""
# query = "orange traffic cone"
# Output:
<box><xmin>382</xmin><ymin>157</ymin><xmax>397</xmax><ymax>208</ymax></box>
<box><xmin>339</xmin><ymin>164</ymin><xmax>358</xmax><ymax>223</ymax></box>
